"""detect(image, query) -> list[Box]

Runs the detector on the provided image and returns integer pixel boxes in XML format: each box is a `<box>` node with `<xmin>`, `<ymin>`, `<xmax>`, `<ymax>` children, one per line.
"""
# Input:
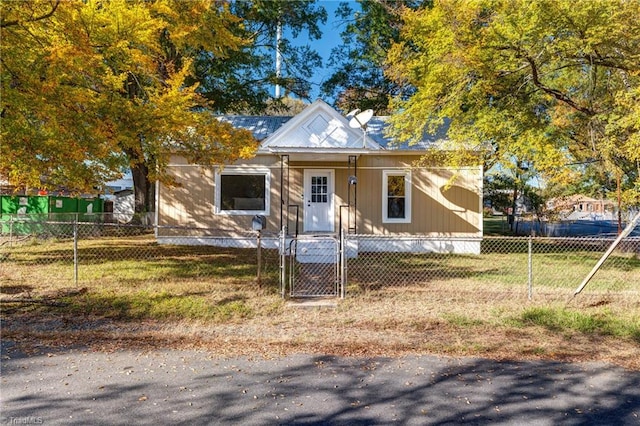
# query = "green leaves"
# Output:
<box><xmin>386</xmin><ymin>0</ymin><xmax>640</xmax><ymax>205</ymax></box>
<box><xmin>196</xmin><ymin>0</ymin><xmax>327</xmax><ymax>113</ymax></box>
<box><xmin>322</xmin><ymin>0</ymin><xmax>420</xmax><ymax>114</ymax></box>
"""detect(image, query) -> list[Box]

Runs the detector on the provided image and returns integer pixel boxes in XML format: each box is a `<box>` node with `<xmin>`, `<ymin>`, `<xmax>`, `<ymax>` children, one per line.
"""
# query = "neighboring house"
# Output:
<box><xmin>104</xmin><ymin>172</ymin><xmax>134</xmax><ymax>198</ymax></box>
<box><xmin>155</xmin><ymin>100</ymin><xmax>483</xmax><ymax>253</ymax></box>
<box><xmin>547</xmin><ymin>194</ymin><xmax>616</xmax><ymax>221</ymax></box>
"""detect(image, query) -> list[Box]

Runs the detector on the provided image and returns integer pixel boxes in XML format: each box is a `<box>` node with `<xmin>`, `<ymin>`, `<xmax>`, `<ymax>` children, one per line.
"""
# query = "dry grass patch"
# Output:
<box><xmin>4</xmin><ymin>301</ymin><xmax>638</xmax><ymax>369</ymax></box>
<box><xmin>1</xmin><ymin>235</ymin><xmax>639</xmax><ymax>369</ymax></box>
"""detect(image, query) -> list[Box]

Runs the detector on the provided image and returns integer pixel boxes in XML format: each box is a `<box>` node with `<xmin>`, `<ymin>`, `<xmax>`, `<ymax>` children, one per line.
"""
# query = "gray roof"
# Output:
<box><xmin>365</xmin><ymin>117</ymin><xmax>449</xmax><ymax>150</ymax></box>
<box><xmin>219</xmin><ymin>115</ymin><xmax>449</xmax><ymax>150</ymax></box>
<box><xmin>218</xmin><ymin>116</ymin><xmax>291</xmax><ymax>141</ymax></box>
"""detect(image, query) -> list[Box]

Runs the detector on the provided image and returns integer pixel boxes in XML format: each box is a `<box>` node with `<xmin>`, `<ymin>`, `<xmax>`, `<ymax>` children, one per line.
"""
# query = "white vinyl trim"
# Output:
<box><xmin>382</xmin><ymin>170</ymin><xmax>412</xmax><ymax>224</ymax></box>
<box><xmin>214</xmin><ymin>167</ymin><xmax>270</xmax><ymax>216</ymax></box>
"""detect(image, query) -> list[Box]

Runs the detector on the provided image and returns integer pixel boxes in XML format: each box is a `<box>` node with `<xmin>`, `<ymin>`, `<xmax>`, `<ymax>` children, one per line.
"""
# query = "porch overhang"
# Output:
<box><xmin>260</xmin><ymin>148</ymin><xmax>372</xmax><ymax>162</ymax></box>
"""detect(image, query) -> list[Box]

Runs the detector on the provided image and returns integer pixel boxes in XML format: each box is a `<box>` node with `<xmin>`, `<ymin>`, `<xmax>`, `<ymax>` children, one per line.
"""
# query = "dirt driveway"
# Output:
<box><xmin>2</xmin><ymin>340</ymin><xmax>639</xmax><ymax>425</ymax></box>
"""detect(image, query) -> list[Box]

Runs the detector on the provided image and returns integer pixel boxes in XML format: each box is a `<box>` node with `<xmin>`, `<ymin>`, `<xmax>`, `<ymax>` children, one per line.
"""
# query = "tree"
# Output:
<box><xmin>385</xmin><ymin>0</ymin><xmax>640</xmax><ymax>207</ymax></box>
<box><xmin>484</xmin><ymin>163</ymin><xmax>542</xmax><ymax>233</ymax></box>
<box><xmin>1</xmin><ymin>0</ymin><xmax>257</xmax><ymax>214</ymax></box>
<box><xmin>193</xmin><ymin>0</ymin><xmax>327</xmax><ymax>114</ymax></box>
<box><xmin>264</xmin><ymin>96</ymin><xmax>309</xmax><ymax>116</ymax></box>
<box><xmin>321</xmin><ymin>0</ymin><xmax>421</xmax><ymax>114</ymax></box>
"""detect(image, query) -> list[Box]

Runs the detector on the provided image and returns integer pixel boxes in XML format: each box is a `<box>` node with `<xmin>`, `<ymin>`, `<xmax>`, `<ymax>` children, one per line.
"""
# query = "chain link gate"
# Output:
<box><xmin>280</xmin><ymin>232</ymin><xmax>342</xmax><ymax>298</ymax></box>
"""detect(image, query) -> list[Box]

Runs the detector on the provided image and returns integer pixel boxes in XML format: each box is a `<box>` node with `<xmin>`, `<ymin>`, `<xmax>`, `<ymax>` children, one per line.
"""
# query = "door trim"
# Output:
<box><xmin>303</xmin><ymin>169</ymin><xmax>335</xmax><ymax>232</ymax></box>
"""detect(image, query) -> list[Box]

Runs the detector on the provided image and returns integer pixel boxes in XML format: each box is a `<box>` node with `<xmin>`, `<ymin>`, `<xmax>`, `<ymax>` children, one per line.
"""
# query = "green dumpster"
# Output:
<box><xmin>0</xmin><ymin>195</ymin><xmax>48</xmax><ymax>235</ymax></box>
<box><xmin>47</xmin><ymin>196</ymin><xmax>79</xmax><ymax>236</ymax></box>
<box><xmin>78</xmin><ymin>198</ymin><xmax>103</xmax><ymax>222</ymax></box>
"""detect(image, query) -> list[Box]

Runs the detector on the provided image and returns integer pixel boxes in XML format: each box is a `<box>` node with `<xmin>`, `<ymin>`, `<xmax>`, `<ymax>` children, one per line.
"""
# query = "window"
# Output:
<box><xmin>382</xmin><ymin>170</ymin><xmax>411</xmax><ymax>223</ymax></box>
<box><xmin>215</xmin><ymin>168</ymin><xmax>270</xmax><ymax>215</ymax></box>
<box><xmin>311</xmin><ymin>175</ymin><xmax>328</xmax><ymax>203</ymax></box>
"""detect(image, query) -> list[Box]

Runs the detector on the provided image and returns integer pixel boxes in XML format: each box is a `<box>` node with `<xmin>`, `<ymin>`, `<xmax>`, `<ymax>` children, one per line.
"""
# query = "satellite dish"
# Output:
<box><xmin>348</xmin><ymin>109</ymin><xmax>374</xmax><ymax>129</ymax></box>
<box><xmin>346</xmin><ymin>109</ymin><xmax>360</xmax><ymax>119</ymax></box>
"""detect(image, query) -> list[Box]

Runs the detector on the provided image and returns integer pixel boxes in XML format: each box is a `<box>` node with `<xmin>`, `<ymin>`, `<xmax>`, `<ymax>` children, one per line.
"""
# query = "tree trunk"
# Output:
<box><xmin>509</xmin><ymin>185</ymin><xmax>518</xmax><ymax>232</ymax></box>
<box><xmin>123</xmin><ymin>143</ymin><xmax>155</xmax><ymax>221</ymax></box>
<box><xmin>130</xmin><ymin>162</ymin><xmax>152</xmax><ymax>217</ymax></box>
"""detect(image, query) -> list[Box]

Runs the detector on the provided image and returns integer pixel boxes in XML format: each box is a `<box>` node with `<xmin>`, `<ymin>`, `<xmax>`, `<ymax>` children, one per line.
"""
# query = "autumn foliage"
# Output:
<box><xmin>386</xmin><ymin>0</ymin><xmax>640</xmax><ymax>205</ymax></box>
<box><xmin>1</xmin><ymin>0</ymin><xmax>257</xmax><ymax>211</ymax></box>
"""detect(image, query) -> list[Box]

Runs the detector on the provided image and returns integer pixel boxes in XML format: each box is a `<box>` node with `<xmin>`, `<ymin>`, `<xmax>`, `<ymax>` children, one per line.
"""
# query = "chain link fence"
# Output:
<box><xmin>285</xmin><ymin>235</ymin><xmax>340</xmax><ymax>298</ymax></box>
<box><xmin>0</xmin><ymin>215</ymin><xmax>282</xmax><ymax>303</ymax></box>
<box><xmin>344</xmin><ymin>235</ymin><xmax>639</xmax><ymax>305</ymax></box>
<box><xmin>1</xmin><ymin>214</ymin><xmax>638</xmax><ymax>306</ymax></box>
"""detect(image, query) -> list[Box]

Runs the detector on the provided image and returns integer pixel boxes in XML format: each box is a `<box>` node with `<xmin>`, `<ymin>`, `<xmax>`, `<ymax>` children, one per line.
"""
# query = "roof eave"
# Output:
<box><xmin>258</xmin><ymin>147</ymin><xmax>374</xmax><ymax>155</ymax></box>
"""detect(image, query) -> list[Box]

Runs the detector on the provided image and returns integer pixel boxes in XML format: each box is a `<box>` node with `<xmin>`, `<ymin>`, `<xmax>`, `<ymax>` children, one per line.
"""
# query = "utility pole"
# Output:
<box><xmin>617</xmin><ymin>171</ymin><xmax>622</xmax><ymax>234</ymax></box>
<box><xmin>275</xmin><ymin>21</ymin><xmax>282</xmax><ymax>98</ymax></box>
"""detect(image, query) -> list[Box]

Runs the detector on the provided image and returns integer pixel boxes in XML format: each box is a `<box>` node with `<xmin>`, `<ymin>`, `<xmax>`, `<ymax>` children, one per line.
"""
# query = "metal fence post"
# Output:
<box><xmin>9</xmin><ymin>215</ymin><xmax>14</xmax><ymax>247</ymax></box>
<box><xmin>528</xmin><ymin>235</ymin><xmax>533</xmax><ymax>300</ymax></box>
<box><xmin>573</xmin><ymin>210</ymin><xmax>640</xmax><ymax>297</ymax></box>
<box><xmin>280</xmin><ymin>226</ymin><xmax>286</xmax><ymax>298</ymax></box>
<box><xmin>73</xmin><ymin>213</ymin><xmax>78</xmax><ymax>286</ymax></box>
<box><xmin>340</xmin><ymin>230</ymin><xmax>345</xmax><ymax>299</ymax></box>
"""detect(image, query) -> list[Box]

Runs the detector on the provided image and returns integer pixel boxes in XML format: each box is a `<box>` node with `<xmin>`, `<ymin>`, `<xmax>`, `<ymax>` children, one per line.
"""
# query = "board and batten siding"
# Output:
<box><xmin>157</xmin><ymin>154</ymin><xmax>482</xmax><ymax>237</ymax></box>
<box><xmin>353</xmin><ymin>155</ymin><xmax>481</xmax><ymax>236</ymax></box>
<box><xmin>157</xmin><ymin>155</ymin><xmax>283</xmax><ymax>236</ymax></box>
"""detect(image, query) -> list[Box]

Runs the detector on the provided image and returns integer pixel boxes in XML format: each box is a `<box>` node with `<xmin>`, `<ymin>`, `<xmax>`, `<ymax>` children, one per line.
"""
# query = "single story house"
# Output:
<box><xmin>546</xmin><ymin>194</ymin><xmax>616</xmax><ymax>221</ymax></box>
<box><xmin>155</xmin><ymin>100</ymin><xmax>483</xmax><ymax>254</ymax></box>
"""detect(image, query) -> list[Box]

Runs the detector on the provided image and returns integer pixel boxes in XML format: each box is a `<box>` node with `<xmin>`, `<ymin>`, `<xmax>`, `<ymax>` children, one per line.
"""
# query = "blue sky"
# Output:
<box><xmin>283</xmin><ymin>0</ymin><xmax>357</xmax><ymax>101</ymax></box>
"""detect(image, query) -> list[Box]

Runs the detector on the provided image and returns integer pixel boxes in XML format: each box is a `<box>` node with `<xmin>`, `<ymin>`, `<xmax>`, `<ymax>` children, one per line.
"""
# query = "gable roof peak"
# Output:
<box><xmin>259</xmin><ymin>99</ymin><xmax>382</xmax><ymax>152</ymax></box>
<box><xmin>218</xmin><ymin>99</ymin><xmax>448</xmax><ymax>152</ymax></box>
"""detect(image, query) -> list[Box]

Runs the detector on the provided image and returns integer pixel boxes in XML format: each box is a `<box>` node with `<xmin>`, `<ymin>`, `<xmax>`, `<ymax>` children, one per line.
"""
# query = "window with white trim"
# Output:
<box><xmin>215</xmin><ymin>168</ymin><xmax>270</xmax><ymax>215</ymax></box>
<box><xmin>382</xmin><ymin>170</ymin><xmax>411</xmax><ymax>223</ymax></box>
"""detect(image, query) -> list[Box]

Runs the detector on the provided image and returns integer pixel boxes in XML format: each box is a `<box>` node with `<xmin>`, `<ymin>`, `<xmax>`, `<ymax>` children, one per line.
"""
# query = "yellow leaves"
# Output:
<box><xmin>153</xmin><ymin>0</ymin><xmax>208</xmax><ymax>41</ymax></box>
<box><xmin>239</xmin><ymin>145</ymin><xmax>257</xmax><ymax>159</ymax></box>
<box><xmin>81</xmin><ymin>0</ymin><xmax>163</xmax><ymax>48</ymax></box>
<box><xmin>169</xmin><ymin>119</ymin><xmax>257</xmax><ymax>167</ymax></box>
<box><xmin>150</xmin><ymin>0</ymin><xmax>246</xmax><ymax>57</ymax></box>
<box><xmin>1</xmin><ymin>0</ymin><xmax>256</xmax><ymax>193</ymax></box>
<box><xmin>167</xmin><ymin>58</ymin><xmax>196</xmax><ymax>94</ymax></box>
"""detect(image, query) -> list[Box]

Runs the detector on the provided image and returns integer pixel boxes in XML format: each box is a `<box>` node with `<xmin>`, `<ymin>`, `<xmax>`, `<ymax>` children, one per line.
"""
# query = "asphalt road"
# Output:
<box><xmin>1</xmin><ymin>341</ymin><xmax>639</xmax><ymax>425</ymax></box>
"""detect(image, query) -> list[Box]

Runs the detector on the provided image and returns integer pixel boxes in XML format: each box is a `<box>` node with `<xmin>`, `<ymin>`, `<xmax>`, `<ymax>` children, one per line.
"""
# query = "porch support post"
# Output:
<box><xmin>280</xmin><ymin>155</ymin><xmax>290</xmax><ymax>234</ymax></box>
<box><xmin>280</xmin><ymin>155</ymin><xmax>283</xmax><ymax>233</ymax></box>
<box><xmin>348</xmin><ymin>155</ymin><xmax>358</xmax><ymax>234</ymax></box>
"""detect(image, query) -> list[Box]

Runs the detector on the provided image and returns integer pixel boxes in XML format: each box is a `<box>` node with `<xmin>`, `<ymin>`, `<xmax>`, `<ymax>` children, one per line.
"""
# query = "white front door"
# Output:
<box><xmin>303</xmin><ymin>169</ymin><xmax>335</xmax><ymax>232</ymax></box>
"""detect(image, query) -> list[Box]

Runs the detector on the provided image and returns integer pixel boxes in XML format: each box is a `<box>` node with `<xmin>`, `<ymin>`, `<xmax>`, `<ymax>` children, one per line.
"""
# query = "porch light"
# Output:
<box><xmin>348</xmin><ymin>175</ymin><xmax>358</xmax><ymax>186</ymax></box>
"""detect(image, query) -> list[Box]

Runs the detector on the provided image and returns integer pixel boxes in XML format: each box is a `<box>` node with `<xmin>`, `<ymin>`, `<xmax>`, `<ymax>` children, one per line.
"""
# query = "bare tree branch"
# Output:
<box><xmin>526</xmin><ymin>55</ymin><xmax>596</xmax><ymax>116</ymax></box>
<box><xmin>1</xmin><ymin>0</ymin><xmax>60</xmax><ymax>28</ymax></box>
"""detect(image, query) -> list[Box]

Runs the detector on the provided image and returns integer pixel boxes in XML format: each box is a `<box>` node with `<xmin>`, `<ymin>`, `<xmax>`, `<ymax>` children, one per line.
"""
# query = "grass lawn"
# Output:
<box><xmin>483</xmin><ymin>216</ymin><xmax>512</xmax><ymax>235</ymax></box>
<box><xmin>1</xmin><ymin>234</ymin><xmax>639</xmax><ymax>369</ymax></box>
